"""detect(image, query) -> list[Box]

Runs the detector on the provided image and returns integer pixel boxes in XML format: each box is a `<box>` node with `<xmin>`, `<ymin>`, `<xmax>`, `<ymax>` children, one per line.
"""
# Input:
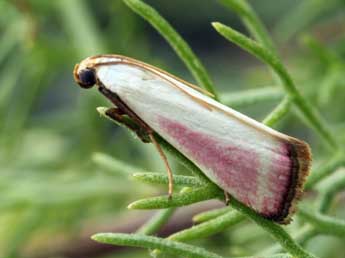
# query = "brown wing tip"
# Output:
<box><xmin>273</xmin><ymin>137</ymin><xmax>312</xmax><ymax>224</ymax></box>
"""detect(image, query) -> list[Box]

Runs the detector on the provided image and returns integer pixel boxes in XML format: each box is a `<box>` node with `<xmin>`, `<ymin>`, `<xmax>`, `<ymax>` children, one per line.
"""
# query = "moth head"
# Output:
<box><xmin>73</xmin><ymin>63</ymin><xmax>97</xmax><ymax>89</ymax></box>
<box><xmin>74</xmin><ymin>55</ymin><xmax>127</xmax><ymax>90</ymax></box>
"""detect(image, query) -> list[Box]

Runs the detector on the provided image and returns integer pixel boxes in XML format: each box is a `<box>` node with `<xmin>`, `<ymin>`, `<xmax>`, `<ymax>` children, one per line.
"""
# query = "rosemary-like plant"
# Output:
<box><xmin>1</xmin><ymin>0</ymin><xmax>345</xmax><ymax>257</ymax></box>
<box><xmin>89</xmin><ymin>1</ymin><xmax>345</xmax><ymax>258</ymax></box>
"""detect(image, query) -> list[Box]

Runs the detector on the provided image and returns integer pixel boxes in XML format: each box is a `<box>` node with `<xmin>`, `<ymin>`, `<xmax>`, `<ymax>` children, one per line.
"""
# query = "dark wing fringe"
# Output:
<box><xmin>270</xmin><ymin>137</ymin><xmax>312</xmax><ymax>224</ymax></box>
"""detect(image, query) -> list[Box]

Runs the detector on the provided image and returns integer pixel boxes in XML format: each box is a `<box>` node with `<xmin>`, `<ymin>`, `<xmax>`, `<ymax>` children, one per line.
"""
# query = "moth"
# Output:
<box><xmin>73</xmin><ymin>54</ymin><xmax>311</xmax><ymax>224</ymax></box>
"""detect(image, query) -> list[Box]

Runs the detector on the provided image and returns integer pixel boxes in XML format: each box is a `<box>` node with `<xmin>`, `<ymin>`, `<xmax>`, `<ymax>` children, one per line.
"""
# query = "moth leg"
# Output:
<box><xmin>105</xmin><ymin>107</ymin><xmax>151</xmax><ymax>143</ymax></box>
<box><xmin>149</xmin><ymin>133</ymin><xmax>174</xmax><ymax>199</ymax></box>
<box><xmin>224</xmin><ymin>191</ymin><xmax>230</xmax><ymax>205</ymax></box>
<box><xmin>105</xmin><ymin>107</ymin><xmax>174</xmax><ymax>198</ymax></box>
<box><xmin>98</xmin><ymin>88</ymin><xmax>174</xmax><ymax>197</ymax></box>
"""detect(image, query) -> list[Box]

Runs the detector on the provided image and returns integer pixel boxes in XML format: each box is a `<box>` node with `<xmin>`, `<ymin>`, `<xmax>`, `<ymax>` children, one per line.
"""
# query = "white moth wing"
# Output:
<box><xmin>96</xmin><ymin>63</ymin><xmax>295</xmax><ymax>216</ymax></box>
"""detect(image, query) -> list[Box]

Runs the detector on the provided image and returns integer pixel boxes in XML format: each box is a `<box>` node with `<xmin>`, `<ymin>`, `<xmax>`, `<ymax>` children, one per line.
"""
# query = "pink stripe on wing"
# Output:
<box><xmin>261</xmin><ymin>144</ymin><xmax>292</xmax><ymax>217</ymax></box>
<box><xmin>158</xmin><ymin>117</ymin><xmax>259</xmax><ymax>209</ymax></box>
<box><xmin>158</xmin><ymin>117</ymin><xmax>294</xmax><ymax>218</ymax></box>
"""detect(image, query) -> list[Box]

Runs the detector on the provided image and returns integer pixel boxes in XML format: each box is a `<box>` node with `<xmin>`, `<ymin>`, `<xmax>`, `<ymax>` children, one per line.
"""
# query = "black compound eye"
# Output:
<box><xmin>77</xmin><ymin>68</ymin><xmax>96</xmax><ymax>89</ymax></box>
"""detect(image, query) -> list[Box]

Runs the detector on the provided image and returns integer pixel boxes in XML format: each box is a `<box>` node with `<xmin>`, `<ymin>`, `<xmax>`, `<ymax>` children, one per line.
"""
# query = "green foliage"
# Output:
<box><xmin>169</xmin><ymin>210</ymin><xmax>244</xmax><ymax>241</ymax></box>
<box><xmin>127</xmin><ymin>186</ymin><xmax>221</xmax><ymax>210</ymax></box>
<box><xmin>132</xmin><ymin>172</ymin><xmax>204</xmax><ymax>187</ymax></box>
<box><xmin>221</xmin><ymin>87</ymin><xmax>283</xmax><ymax>108</ymax></box>
<box><xmin>298</xmin><ymin>208</ymin><xmax>345</xmax><ymax>236</ymax></box>
<box><xmin>92</xmin><ymin>0</ymin><xmax>345</xmax><ymax>257</ymax></box>
<box><xmin>92</xmin><ymin>233</ymin><xmax>224</xmax><ymax>258</ymax></box>
<box><xmin>136</xmin><ymin>208</ymin><xmax>175</xmax><ymax>235</ymax></box>
<box><xmin>1</xmin><ymin>0</ymin><xmax>345</xmax><ymax>258</ymax></box>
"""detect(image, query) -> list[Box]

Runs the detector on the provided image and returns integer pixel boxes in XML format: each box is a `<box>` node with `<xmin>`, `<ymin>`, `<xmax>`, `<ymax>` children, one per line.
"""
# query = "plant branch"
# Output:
<box><xmin>299</xmin><ymin>208</ymin><xmax>345</xmax><ymax>236</ymax></box>
<box><xmin>92</xmin><ymin>152</ymin><xmax>143</xmax><ymax>176</ymax></box>
<box><xmin>229</xmin><ymin>198</ymin><xmax>316</xmax><ymax>258</ymax></box>
<box><xmin>128</xmin><ymin>186</ymin><xmax>222</xmax><ymax>210</ymax></box>
<box><xmin>317</xmin><ymin>169</ymin><xmax>345</xmax><ymax>212</ymax></box>
<box><xmin>305</xmin><ymin>153</ymin><xmax>345</xmax><ymax>189</ymax></box>
<box><xmin>123</xmin><ymin>0</ymin><xmax>218</xmax><ymax>98</ymax></box>
<box><xmin>137</xmin><ymin>208</ymin><xmax>176</xmax><ymax>235</ymax></box>
<box><xmin>218</xmin><ymin>0</ymin><xmax>276</xmax><ymax>53</ymax></box>
<box><xmin>242</xmin><ymin>255</ymin><xmax>291</xmax><ymax>258</ymax></box>
<box><xmin>260</xmin><ymin>225</ymin><xmax>317</xmax><ymax>255</ymax></box>
<box><xmin>92</xmin><ymin>233</ymin><xmax>224</xmax><ymax>258</ymax></box>
<box><xmin>262</xmin><ymin>97</ymin><xmax>291</xmax><ymax>127</ymax></box>
<box><xmin>169</xmin><ymin>210</ymin><xmax>244</xmax><ymax>241</ymax></box>
<box><xmin>132</xmin><ymin>173</ymin><xmax>204</xmax><ymax>187</ymax></box>
<box><xmin>221</xmin><ymin>87</ymin><xmax>283</xmax><ymax>107</ymax></box>
<box><xmin>193</xmin><ymin>206</ymin><xmax>232</xmax><ymax>223</ymax></box>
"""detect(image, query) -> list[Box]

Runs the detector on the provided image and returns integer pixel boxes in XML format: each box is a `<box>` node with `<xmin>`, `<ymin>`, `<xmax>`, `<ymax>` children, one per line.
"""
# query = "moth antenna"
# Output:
<box><xmin>149</xmin><ymin>134</ymin><xmax>174</xmax><ymax>199</ymax></box>
<box><xmin>224</xmin><ymin>191</ymin><xmax>231</xmax><ymax>205</ymax></box>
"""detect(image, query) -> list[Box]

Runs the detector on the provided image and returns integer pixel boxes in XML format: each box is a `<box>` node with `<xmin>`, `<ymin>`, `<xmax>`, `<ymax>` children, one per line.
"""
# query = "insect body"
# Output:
<box><xmin>74</xmin><ymin>54</ymin><xmax>311</xmax><ymax>224</ymax></box>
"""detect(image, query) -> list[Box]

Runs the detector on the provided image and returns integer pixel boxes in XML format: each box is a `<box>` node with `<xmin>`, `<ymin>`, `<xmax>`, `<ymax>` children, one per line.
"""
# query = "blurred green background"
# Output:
<box><xmin>1</xmin><ymin>0</ymin><xmax>345</xmax><ymax>257</ymax></box>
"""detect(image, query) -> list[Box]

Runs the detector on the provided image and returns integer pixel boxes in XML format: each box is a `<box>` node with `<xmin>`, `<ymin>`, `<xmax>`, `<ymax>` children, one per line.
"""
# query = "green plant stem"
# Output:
<box><xmin>318</xmin><ymin>66</ymin><xmax>343</xmax><ymax>106</ymax></box>
<box><xmin>92</xmin><ymin>152</ymin><xmax>143</xmax><ymax>176</ymax></box>
<box><xmin>262</xmin><ymin>97</ymin><xmax>291</xmax><ymax>126</ymax></box>
<box><xmin>56</xmin><ymin>0</ymin><xmax>108</xmax><ymax>152</ymax></box>
<box><xmin>261</xmin><ymin>187</ymin><xmax>345</xmax><ymax>255</ymax></box>
<box><xmin>169</xmin><ymin>210</ymin><xmax>244</xmax><ymax>241</ymax></box>
<box><xmin>92</xmin><ymin>233</ymin><xmax>224</xmax><ymax>258</ymax></box>
<box><xmin>305</xmin><ymin>153</ymin><xmax>345</xmax><ymax>189</ymax></box>
<box><xmin>218</xmin><ymin>0</ymin><xmax>276</xmax><ymax>53</ymax></box>
<box><xmin>317</xmin><ymin>170</ymin><xmax>345</xmax><ymax>212</ymax></box>
<box><xmin>230</xmin><ymin>198</ymin><xmax>316</xmax><ymax>258</ymax></box>
<box><xmin>318</xmin><ymin>191</ymin><xmax>333</xmax><ymax>214</ymax></box>
<box><xmin>0</xmin><ymin>53</ymin><xmax>23</xmax><ymax>124</ymax></box>
<box><xmin>274</xmin><ymin>0</ymin><xmax>343</xmax><ymax>42</ymax></box>
<box><xmin>4</xmin><ymin>208</ymin><xmax>43</xmax><ymax>257</ymax></box>
<box><xmin>137</xmin><ymin>208</ymin><xmax>175</xmax><ymax>235</ymax></box>
<box><xmin>212</xmin><ymin>22</ymin><xmax>337</xmax><ymax>150</ymax></box>
<box><xmin>132</xmin><ymin>173</ymin><xmax>203</xmax><ymax>187</ymax></box>
<box><xmin>0</xmin><ymin>19</ymin><xmax>22</xmax><ymax>65</ymax></box>
<box><xmin>299</xmin><ymin>208</ymin><xmax>345</xmax><ymax>236</ymax></box>
<box><xmin>243</xmin><ymin>255</ymin><xmax>291</xmax><ymax>258</ymax></box>
<box><xmin>55</xmin><ymin>0</ymin><xmax>106</xmax><ymax>56</ymax></box>
<box><xmin>221</xmin><ymin>87</ymin><xmax>283</xmax><ymax>107</ymax></box>
<box><xmin>123</xmin><ymin>0</ymin><xmax>218</xmax><ymax>98</ymax></box>
<box><xmin>128</xmin><ymin>185</ymin><xmax>221</xmax><ymax>210</ymax></box>
<box><xmin>1</xmin><ymin>56</ymin><xmax>47</xmax><ymax>158</ymax></box>
<box><xmin>301</xmin><ymin>35</ymin><xmax>341</xmax><ymax>66</ymax></box>
<box><xmin>260</xmin><ymin>225</ymin><xmax>317</xmax><ymax>255</ymax></box>
<box><xmin>193</xmin><ymin>206</ymin><xmax>232</xmax><ymax>223</ymax></box>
